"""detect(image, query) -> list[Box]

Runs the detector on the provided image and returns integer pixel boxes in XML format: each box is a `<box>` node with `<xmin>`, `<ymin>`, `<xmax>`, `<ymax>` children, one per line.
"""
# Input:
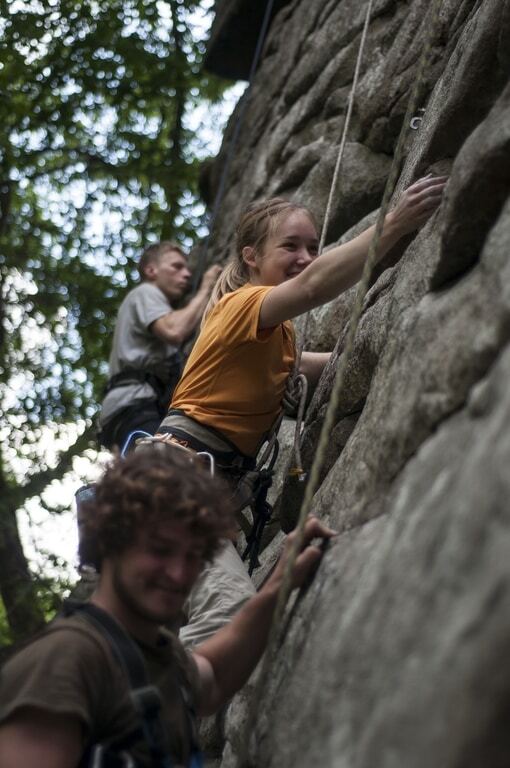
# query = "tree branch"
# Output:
<box><xmin>10</xmin><ymin>423</ymin><xmax>97</xmax><ymax>510</ymax></box>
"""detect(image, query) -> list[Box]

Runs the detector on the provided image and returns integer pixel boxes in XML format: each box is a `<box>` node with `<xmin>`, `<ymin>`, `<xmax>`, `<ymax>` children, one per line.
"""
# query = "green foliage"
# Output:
<box><xmin>0</xmin><ymin>601</ymin><xmax>10</xmax><ymax>648</ymax></box>
<box><xmin>0</xmin><ymin>0</ymin><xmax>226</xmax><ymax>430</ymax></box>
<box><xmin>0</xmin><ymin>0</ymin><xmax>232</xmax><ymax>638</ymax></box>
<box><xmin>0</xmin><ymin>556</ymin><xmax>73</xmax><ymax>646</ymax></box>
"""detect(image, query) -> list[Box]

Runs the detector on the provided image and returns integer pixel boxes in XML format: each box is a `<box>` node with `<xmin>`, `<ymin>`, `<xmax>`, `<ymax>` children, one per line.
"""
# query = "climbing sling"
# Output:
<box><xmin>60</xmin><ymin>600</ymin><xmax>202</xmax><ymax>768</ymax></box>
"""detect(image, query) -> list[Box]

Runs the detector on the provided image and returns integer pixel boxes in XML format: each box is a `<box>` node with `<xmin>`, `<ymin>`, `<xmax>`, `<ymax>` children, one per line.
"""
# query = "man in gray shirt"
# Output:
<box><xmin>98</xmin><ymin>241</ymin><xmax>220</xmax><ymax>451</ymax></box>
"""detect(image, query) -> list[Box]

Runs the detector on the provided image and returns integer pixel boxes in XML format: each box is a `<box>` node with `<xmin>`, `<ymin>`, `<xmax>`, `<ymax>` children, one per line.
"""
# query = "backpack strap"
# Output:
<box><xmin>61</xmin><ymin>600</ymin><xmax>174</xmax><ymax>768</ymax></box>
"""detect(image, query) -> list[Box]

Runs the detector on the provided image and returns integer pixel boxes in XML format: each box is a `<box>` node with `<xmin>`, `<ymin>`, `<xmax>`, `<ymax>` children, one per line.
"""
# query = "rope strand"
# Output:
<box><xmin>295</xmin><ymin>0</ymin><xmax>376</xmax><ymax>368</ymax></box>
<box><xmin>239</xmin><ymin>1</ymin><xmax>445</xmax><ymax>763</ymax></box>
<box><xmin>290</xmin><ymin>0</ymin><xmax>376</xmax><ymax>477</ymax></box>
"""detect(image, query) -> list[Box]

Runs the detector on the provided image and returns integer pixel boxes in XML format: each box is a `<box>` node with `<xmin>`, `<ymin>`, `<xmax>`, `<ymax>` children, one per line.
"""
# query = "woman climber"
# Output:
<box><xmin>152</xmin><ymin>174</ymin><xmax>447</xmax><ymax>647</ymax></box>
<box><xmin>157</xmin><ymin>174</ymin><xmax>446</xmax><ymax>459</ymax></box>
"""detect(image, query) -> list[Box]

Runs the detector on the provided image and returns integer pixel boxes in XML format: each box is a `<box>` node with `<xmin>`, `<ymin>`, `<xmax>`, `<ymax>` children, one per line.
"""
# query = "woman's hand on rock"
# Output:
<box><xmin>388</xmin><ymin>175</ymin><xmax>448</xmax><ymax>236</ymax></box>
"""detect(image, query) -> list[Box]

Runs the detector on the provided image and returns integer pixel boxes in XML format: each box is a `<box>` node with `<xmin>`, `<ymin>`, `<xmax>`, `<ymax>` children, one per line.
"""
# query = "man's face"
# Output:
<box><xmin>110</xmin><ymin>521</ymin><xmax>207</xmax><ymax>626</ymax></box>
<box><xmin>146</xmin><ymin>250</ymin><xmax>192</xmax><ymax>302</ymax></box>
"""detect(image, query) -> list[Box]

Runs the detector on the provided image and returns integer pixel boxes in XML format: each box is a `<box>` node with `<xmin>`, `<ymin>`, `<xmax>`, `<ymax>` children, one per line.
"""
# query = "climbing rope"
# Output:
<box><xmin>240</xmin><ymin>0</ymin><xmax>444</xmax><ymax>760</ymax></box>
<box><xmin>192</xmin><ymin>0</ymin><xmax>277</xmax><ymax>294</ymax></box>
<box><xmin>284</xmin><ymin>373</ymin><xmax>308</xmax><ymax>477</ymax></box>
<box><xmin>290</xmin><ymin>0</ymin><xmax>375</xmax><ymax>476</ymax></box>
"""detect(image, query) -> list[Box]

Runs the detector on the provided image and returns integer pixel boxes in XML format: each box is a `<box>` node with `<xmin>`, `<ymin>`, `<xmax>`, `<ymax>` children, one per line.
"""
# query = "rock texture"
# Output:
<box><xmin>202</xmin><ymin>0</ymin><xmax>510</xmax><ymax>766</ymax></box>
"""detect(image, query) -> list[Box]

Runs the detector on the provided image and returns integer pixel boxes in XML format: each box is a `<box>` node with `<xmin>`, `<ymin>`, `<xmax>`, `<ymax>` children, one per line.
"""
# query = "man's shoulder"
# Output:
<box><xmin>0</xmin><ymin>615</ymin><xmax>125</xmax><ymax>733</ymax></box>
<box><xmin>2</xmin><ymin>616</ymin><xmax>115</xmax><ymax>676</ymax></box>
<box><xmin>118</xmin><ymin>282</ymin><xmax>172</xmax><ymax>326</ymax></box>
<box><xmin>126</xmin><ymin>282</ymin><xmax>169</xmax><ymax>304</ymax></box>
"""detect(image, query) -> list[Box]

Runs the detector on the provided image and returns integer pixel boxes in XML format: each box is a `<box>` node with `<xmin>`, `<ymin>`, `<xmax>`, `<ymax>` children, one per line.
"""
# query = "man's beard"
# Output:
<box><xmin>111</xmin><ymin>562</ymin><xmax>185</xmax><ymax>626</ymax></box>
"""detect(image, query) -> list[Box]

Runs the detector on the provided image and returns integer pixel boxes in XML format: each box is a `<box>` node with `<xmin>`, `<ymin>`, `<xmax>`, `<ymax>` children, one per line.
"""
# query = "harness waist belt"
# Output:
<box><xmin>156</xmin><ymin>411</ymin><xmax>255</xmax><ymax>472</ymax></box>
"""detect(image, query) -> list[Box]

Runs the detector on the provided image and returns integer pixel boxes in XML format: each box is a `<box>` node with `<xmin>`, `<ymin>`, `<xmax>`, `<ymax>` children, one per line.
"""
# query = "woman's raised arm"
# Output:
<box><xmin>258</xmin><ymin>175</ymin><xmax>447</xmax><ymax>329</ymax></box>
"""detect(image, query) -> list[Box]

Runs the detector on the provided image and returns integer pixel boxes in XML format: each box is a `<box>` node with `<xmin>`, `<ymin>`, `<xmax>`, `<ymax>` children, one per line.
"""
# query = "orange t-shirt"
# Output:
<box><xmin>171</xmin><ymin>284</ymin><xmax>295</xmax><ymax>457</ymax></box>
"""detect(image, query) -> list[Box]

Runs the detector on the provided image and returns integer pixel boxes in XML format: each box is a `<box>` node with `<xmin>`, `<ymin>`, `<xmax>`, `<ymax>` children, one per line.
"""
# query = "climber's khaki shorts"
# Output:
<box><xmin>179</xmin><ymin>540</ymin><xmax>256</xmax><ymax>648</ymax></box>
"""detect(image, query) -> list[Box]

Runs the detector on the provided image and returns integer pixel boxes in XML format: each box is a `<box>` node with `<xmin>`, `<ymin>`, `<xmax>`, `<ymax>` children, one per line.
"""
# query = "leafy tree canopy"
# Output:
<box><xmin>0</xmin><ymin>0</ymin><xmax>231</xmax><ymax>641</ymax></box>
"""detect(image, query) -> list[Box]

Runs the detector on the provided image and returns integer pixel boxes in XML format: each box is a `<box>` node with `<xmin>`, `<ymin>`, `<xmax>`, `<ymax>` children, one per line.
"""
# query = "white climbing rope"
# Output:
<box><xmin>239</xmin><ymin>0</ymin><xmax>445</xmax><ymax>762</ymax></box>
<box><xmin>295</xmin><ymin>0</ymin><xmax>376</xmax><ymax>368</ymax></box>
<box><xmin>290</xmin><ymin>0</ymin><xmax>375</xmax><ymax>477</ymax></box>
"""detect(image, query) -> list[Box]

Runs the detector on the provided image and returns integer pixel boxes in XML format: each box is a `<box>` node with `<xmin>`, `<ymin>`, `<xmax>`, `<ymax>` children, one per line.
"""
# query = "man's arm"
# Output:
<box><xmin>0</xmin><ymin>708</ymin><xmax>84</xmax><ymax>768</ymax></box>
<box><xmin>151</xmin><ymin>265</ymin><xmax>222</xmax><ymax>345</ymax></box>
<box><xmin>192</xmin><ymin>517</ymin><xmax>336</xmax><ymax>715</ymax></box>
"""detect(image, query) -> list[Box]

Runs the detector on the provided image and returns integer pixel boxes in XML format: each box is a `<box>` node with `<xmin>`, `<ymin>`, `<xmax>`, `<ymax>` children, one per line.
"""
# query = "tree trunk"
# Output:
<box><xmin>160</xmin><ymin>0</ymin><xmax>188</xmax><ymax>240</ymax></box>
<box><xmin>0</xmin><ymin>425</ymin><xmax>96</xmax><ymax>642</ymax></box>
<box><xmin>0</xmin><ymin>495</ymin><xmax>45</xmax><ymax>642</ymax></box>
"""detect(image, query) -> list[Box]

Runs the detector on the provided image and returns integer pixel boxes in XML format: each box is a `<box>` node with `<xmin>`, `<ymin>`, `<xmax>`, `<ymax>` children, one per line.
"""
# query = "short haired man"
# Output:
<box><xmin>0</xmin><ymin>447</ymin><xmax>334</xmax><ymax>767</ymax></box>
<box><xmin>98</xmin><ymin>242</ymin><xmax>221</xmax><ymax>451</ymax></box>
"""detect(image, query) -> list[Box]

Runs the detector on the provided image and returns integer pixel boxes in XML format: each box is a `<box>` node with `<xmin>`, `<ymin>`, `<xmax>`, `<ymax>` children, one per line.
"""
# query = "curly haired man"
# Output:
<box><xmin>0</xmin><ymin>446</ymin><xmax>334</xmax><ymax>768</ymax></box>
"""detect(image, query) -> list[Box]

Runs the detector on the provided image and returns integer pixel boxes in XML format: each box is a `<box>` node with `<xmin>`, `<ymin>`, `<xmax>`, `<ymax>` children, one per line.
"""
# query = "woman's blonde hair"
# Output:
<box><xmin>202</xmin><ymin>198</ymin><xmax>316</xmax><ymax>322</ymax></box>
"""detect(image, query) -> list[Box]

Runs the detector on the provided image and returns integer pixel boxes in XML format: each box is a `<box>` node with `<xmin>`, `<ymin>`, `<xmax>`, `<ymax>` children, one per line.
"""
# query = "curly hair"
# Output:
<box><xmin>78</xmin><ymin>444</ymin><xmax>236</xmax><ymax>571</ymax></box>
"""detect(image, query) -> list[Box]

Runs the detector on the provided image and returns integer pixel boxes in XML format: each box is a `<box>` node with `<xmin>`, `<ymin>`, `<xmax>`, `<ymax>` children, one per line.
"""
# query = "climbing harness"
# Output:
<box><xmin>191</xmin><ymin>0</ymin><xmax>277</xmax><ymax>294</ymax></box>
<box><xmin>98</xmin><ymin>355</ymin><xmax>184</xmax><ymax>451</ymax></box>
<box><xmin>238</xmin><ymin>0</ymin><xmax>445</xmax><ymax>761</ymax></box>
<box><xmin>82</xmin><ymin>412</ymin><xmax>279</xmax><ymax>577</ymax></box>
<box><xmin>103</xmin><ymin>356</ymin><xmax>184</xmax><ymax>409</ymax></box>
<box><xmin>147</xmin><ymin>410</ymin><xmax>283</xmax><ymax>575</ymax></box>
<box><xmin>59</xmin><ymin>601</ymin><xmax>202</xmax><ymax>768</ymax></box>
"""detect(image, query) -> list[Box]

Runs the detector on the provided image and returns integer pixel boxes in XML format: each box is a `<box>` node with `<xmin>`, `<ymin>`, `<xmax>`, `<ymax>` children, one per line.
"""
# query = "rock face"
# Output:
<box><xmin>202</xmin><ymin>0</ymin><xmax>510</xmax><ymax>766</ymax></box>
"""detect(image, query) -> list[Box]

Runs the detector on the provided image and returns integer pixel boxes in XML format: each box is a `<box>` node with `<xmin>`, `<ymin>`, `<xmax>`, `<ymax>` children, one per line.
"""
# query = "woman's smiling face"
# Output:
<box><xmin>247</xmin><ymin>209</ymin><xmax>319</xmax><ymax>286</ymax></box>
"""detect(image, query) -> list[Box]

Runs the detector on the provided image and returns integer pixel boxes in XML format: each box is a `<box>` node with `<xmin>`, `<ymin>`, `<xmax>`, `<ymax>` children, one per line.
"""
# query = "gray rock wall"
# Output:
<box><xmin>203</xmin><ymin>0</ymin><xmax>510</xmax><ymax>766</ymax></box>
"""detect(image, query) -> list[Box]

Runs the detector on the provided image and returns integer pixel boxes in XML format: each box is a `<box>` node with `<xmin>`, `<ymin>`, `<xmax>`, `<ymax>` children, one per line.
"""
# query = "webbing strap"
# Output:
<box><xmin>62</xmin><ymin>601</ymin><xmax>148</xmax><ymax>688</ymax></box>
<box><xmin>155</xmin><ymin>424</ymin><xmax>253</xmax><ymax>471</ymax></box>
<box><xmin>104</xmin><ymin>370</ymin><xmax>164</xmax><ymax>396</ymax></box>
<box><xmin>62</xmin><ymin>601</ymin><xmax>173</xmax><ymax>768</ymax></box>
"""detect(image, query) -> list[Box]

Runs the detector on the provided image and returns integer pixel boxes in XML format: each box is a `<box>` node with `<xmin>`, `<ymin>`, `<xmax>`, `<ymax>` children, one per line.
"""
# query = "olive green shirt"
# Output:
<box><xmin>0</xmin><ymin>616</ymin><xmax>200</xmax><ymax>766</ymax></box>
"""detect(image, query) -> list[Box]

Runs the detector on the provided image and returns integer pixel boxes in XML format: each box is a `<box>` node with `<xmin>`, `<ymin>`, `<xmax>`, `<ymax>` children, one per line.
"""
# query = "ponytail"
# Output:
<box><xmin>202</xmin><ymin>260</ymin><xmax>249</xmax><ymax>325</ymax></box>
